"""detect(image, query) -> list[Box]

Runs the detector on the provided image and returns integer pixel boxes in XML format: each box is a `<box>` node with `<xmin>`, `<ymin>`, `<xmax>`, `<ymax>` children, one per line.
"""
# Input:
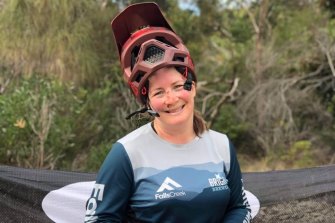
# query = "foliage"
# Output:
<box><xmin>85</xmin><ymin>142</ymin><xmax>112</xmax><ymax>172</ymax></box>
<box><xmin>0</xmin><ymin>0</ymin><xmax>334</xmax><ymax>171</ymax></box>
<box><xmin>281</xmin><ymin>140</ymin><xmax>316</xmax><ymax>168</ymax></box>
<box><xmin>0</xmin><ymin>0</ymin><xmax>118</xmax><ymax>85</ymax></box>
<box><xmin>0</xmin><ymin>74</ymin><xmax>129</xmax><ymax>170</ymax></box>
<box><xmin>0</xmin><ymin>76</ymin><xmax>75</xmax><ymax>168</ymax></box>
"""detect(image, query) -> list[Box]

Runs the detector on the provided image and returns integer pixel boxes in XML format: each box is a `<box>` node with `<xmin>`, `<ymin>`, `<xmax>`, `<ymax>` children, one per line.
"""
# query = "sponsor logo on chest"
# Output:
<box><xmin>208</xmin><ymin>173</ymin><xmax>229</xmax><ymax>192</ymax></box>
<box><xmin>155</xmin><ymin>177</ymin><xmax>186</xmax><ymax>200</ymax></box>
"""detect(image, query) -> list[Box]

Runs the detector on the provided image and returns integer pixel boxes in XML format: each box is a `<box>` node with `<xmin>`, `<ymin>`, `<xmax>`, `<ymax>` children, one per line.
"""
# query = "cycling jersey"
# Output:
<box><xmin>85</xmin><ymin>122</ymin><xmax>251</xmax><ymax>222</ymax></box>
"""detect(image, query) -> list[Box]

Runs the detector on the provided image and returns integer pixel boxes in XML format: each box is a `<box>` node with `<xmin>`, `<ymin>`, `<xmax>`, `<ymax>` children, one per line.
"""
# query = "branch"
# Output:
<box><xmin>317</xmin><ymin>39</ymin><xmax>335</xmax><ymax>77</ymax></box>
<box><xmin>207</xmin><ymin>77</ymin><xmax>240</xmax><ymax>127</ymax></box>
<box><xmin>237</xmin><ymin>0</ymin><xmax>260</xmax><ymax>34</ymax></box>
<box><xmin>325</xmin><ymin>50</ymin><xmax>335</xmax><ymax>78</ymax></box>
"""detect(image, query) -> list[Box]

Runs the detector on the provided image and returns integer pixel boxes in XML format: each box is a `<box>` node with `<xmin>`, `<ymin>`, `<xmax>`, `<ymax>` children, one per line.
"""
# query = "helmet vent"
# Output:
<box><xmin>173</xmin><ymin>56</ymin><xmax>185</xmax><ymax>62</ymax></box>
<box><xmin>144</xmin><ymin>46</ymin><xmax>165</xmax><ymax>63</ymax></box>
<box><xmin>135</xmin><ymin>71</ymin><xmax>145</xmax><ymax>83</ymax></box>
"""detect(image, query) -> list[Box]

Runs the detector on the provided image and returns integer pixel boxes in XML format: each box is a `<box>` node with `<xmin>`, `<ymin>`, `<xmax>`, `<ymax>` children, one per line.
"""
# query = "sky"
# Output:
<box><xmin>178</xmin><ymin>0</ymin><xmax>256</xmax><ymax>13</ymax></box>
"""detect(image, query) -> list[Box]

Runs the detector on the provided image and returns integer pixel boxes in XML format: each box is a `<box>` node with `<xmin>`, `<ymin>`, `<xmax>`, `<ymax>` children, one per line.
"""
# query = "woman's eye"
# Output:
<box><xmin>174</xmin><ymin>85</ymin><xmax>184</xmax><ymax>90</ymax></box>
<box><xmin>153</xmin><ymin>91</ymin><xmax>164</xmax><ymax>97</ymax></box>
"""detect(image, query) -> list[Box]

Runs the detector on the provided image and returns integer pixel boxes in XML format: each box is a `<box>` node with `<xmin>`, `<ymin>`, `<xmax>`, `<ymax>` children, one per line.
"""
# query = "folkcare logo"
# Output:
<box><xmin>155</xmin><ymin>177</ymin><xmax>186</xmax><ymax>200</ymax></box>
<box><xmin>208</xmin><ymin>173</ymin><xmax>229</xmax><ymax>192</ymax></box>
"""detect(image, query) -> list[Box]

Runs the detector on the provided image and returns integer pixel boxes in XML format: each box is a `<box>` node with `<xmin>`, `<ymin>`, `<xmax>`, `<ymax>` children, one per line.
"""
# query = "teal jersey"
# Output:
<box><xmin>85</xmin><ymin>123</ymin><xmax>251</xmax><ymax>222</ymax></box>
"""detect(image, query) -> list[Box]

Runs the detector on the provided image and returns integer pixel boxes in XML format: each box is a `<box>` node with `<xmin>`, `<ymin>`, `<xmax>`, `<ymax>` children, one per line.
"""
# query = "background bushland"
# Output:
<box><xmin>0</xmin><ymin>0</ymin><xmax>334</xmax><ymax>172</ymax></box>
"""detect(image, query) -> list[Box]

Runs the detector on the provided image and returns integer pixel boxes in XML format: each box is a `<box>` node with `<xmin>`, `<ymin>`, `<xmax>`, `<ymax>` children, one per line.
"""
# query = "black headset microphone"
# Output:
<box><xmin>125</xmin><ymin>104</ymin><xmax>160</xmax><ymax>119</ymax></box>
<box><xmin>183</xmin><ymin>72</ymin><xmax>193</xmax><ymax>91</ymax></box>
<box><xmin>147</xmin><ymin>108</ymin><xmax>160</xmax><ymax>117</ymax></box>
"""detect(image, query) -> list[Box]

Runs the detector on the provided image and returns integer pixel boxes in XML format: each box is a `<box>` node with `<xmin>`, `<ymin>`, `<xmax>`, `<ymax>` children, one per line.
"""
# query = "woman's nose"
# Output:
<box><xmin>164</xmin><ymin>90</ymin><xmax>178</xmax><ymax>105</ymax></box>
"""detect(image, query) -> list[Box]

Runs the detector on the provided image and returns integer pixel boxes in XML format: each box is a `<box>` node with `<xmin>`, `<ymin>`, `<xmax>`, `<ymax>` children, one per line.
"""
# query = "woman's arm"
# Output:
<box><xmin>223</xmin><ymin>141</ymin><xmax>252</xmax><ymax>223</ymax></box>
<box><xmin>85</xmin><ymin>142</ymin><xmax>134</xmax><ymax>222</ymax></box>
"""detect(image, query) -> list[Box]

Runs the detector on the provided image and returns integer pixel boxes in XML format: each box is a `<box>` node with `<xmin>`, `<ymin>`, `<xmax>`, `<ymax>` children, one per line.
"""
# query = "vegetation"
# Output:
<box><xmin>0</xmin><ymin>0</ymin><xmax>334</xmax><ymax>172</ymax></box>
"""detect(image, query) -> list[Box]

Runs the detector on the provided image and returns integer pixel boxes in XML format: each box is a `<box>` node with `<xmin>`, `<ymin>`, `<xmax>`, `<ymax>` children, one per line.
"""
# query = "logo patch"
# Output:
<box><xmin>155</xmin><ymin>177</ymin><xmax>186</xmax><ymax>200</ymax></box>
<box><xmin>208</xmin><ymin>173</ymin><xmax>229</xmax><ymax>192</ymax></box>
<box><xmin>156</xmin><ymin>177</ymin><xmax>182</xmax><ymax>192</ymax></box>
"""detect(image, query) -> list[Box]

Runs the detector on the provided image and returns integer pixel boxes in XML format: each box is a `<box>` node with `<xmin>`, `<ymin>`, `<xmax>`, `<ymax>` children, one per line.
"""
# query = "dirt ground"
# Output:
<box><xmin>252</xmin><ymin>192</ymin><xmax>335</xmax><ymax>223</ymax></box>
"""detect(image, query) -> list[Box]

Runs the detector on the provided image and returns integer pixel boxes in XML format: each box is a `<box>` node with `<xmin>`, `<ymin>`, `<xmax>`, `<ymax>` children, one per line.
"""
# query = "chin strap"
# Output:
<box><xmin>125</xmin><ymin>107</ymin><xmax>160</xmax><ymax>119</ymax></box>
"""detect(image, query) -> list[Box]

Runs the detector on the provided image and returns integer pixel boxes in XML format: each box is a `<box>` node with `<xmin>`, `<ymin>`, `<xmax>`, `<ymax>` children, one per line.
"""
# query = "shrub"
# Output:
<box><xmin>0</xmin><ymin>75</ymin><xmax>125</xmax><ymax>170</ymax></box>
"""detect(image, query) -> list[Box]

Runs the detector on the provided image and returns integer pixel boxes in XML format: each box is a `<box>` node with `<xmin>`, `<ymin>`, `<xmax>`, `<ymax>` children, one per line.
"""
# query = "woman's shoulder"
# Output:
<box><xmin>205</xmin><ymin>129</ymin><xmax>230</xmax><ymax>141</ymax></box>
<box><xmin>204</xmin><ymin>129</ymin><xmax>232</xmax><ymax>173</ymax></box>
<box><xmin>118</xmin><ymin>122</ymin><xmax>151</xmax><ymax>141</ymax></box>
<box><xmin>117</xmin><ymin>122</ymin><xmax>153</xmax><ymax>146</ymax></box>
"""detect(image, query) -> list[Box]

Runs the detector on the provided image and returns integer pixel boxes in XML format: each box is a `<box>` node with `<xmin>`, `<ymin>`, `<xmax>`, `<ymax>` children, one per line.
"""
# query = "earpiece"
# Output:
<box><xmin>183</xmin><ymin>72</ymin><xmax>193</xmax><ymax>91</ymax></box>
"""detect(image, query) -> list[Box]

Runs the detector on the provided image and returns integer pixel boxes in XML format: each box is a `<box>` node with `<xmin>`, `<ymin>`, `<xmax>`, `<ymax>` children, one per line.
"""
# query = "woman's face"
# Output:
<box><xmin>148</xmin><ymin>67</ymin><xmax>196</xmax><ymax>127</ymax></box>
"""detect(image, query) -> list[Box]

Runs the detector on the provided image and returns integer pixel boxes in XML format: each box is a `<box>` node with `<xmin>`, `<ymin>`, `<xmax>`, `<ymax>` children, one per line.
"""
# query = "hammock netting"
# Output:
<box><xmin>0</xmin><ymin>165</ymin><xmax>334</xmax><ymax>223</ymax></box>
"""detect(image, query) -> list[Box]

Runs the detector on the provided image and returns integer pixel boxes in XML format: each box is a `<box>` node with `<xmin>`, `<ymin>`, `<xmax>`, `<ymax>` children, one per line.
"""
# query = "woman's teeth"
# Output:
<box><xmin>166</xmin><ymin>105</ymin><xmax>184</xmax><ymax>113</ymax></box>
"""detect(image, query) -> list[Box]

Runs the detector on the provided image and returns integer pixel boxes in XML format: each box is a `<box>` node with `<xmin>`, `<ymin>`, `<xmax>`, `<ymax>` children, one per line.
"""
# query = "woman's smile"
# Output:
<box><xmin>165</xmin><ymin>104</ymin><xmax>185</xmax><ymax>114</ymax></box>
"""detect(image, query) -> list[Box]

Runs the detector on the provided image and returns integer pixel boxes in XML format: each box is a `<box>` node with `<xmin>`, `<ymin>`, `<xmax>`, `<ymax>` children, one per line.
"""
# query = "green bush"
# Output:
<box><xmin>0</xmin><ymin>75</ymin><xmax>124</xmax><ymax>170</ymax></box>
<box><xmin>281</xmin><ymin>140</ymin><xmax>316</xmax><ymax>168</ymax></box>
<box><xmin>1</xmin><ymin>76</ymin><xmax>77</xmax><ymax>168</ymax></box>
<box><xmin>210</xmin><ymin>104</ymin><xmax>253</xmax><ymax>154</ymax></box>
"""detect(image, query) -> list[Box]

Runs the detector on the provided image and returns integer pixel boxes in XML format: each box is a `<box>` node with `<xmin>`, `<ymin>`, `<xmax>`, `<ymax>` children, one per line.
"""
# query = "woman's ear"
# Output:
<box><xmin>192</xmin><ymin>81</ymin><xmax>196</xmax><ymax>96</ymax></box>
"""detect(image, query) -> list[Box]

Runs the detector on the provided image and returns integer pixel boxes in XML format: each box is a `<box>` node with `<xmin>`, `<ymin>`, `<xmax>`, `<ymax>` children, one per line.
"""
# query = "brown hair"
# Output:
<box><xmin>193</xmin><ymin>110</ymin><xmax>208</xmax><ymax>136</ymax></box>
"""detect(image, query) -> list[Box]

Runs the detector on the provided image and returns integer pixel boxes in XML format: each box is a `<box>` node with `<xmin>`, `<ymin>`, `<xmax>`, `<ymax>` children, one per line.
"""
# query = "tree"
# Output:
<box><xmin>0</xmin><ymin>0</ymin><xmax>119</xmax><ymax>85</ymax></box>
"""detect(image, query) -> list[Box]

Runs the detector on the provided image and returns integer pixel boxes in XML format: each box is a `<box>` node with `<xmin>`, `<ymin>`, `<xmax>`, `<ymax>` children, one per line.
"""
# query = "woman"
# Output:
<box><xmin>85</xmin><ymin>2</ymin><xmax>251</xmax><ymax>222</ymax></box>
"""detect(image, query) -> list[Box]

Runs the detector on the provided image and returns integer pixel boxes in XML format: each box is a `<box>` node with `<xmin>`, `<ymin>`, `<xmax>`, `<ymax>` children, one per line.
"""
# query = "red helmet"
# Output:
<box><xmin>111</xmin><ymin>2</ymin><xmax>196</xmax><ymax>105</ymax></box>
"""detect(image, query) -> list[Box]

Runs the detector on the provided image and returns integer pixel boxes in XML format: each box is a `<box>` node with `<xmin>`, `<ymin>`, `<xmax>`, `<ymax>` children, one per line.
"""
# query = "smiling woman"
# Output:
<box><xmin>148</xmin><ymin>67</ymin><xmax>197</xmax><ymax>144</ymax></box>
<box><xmin>85</xmin><ymin>2</ymin><xmax>252</xmax><ymax>222</ymax></box>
